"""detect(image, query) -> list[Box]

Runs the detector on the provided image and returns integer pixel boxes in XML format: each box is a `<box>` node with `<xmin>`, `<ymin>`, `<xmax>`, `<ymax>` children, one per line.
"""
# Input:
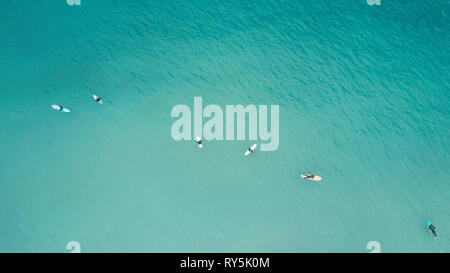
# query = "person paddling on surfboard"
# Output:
<box><xmin>244</xmin><ymin>144</ymin><xmax>257</xmax><ymax>156</ymax></box>
<box><xmin>301</xmin><ymin>173</ymin><xmax>322</xmax><ymax>181</ymax></box>
<box><xmin>195</xmin><ymin>136</ymin><xmax>203</xmax><ymax>148</ymax></box>
<box><xmin>427</xmin><ymin>221</ymin><xmax>438</xmax><ymax>239</ymax></box>
<box><xmin>93</xmin><ymin>94</ymin><xmax>103</xmax><ymax>104</ymax></box>
<box><xmin>52</xmin><ymin>105</ymin><xmax>70</xmax><ymax>112</ymax></box>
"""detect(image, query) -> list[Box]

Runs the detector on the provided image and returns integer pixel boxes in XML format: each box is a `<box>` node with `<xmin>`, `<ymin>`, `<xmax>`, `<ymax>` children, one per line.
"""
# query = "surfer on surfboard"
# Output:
<box><xmin>93</xmin><ymin>95</ymin><xmax>103</xmax><ymax>104</ymax></box>
<box><xmin>301</xmin><ymin>174</ymin><xmax>322</xmax><ymax>181</ymax></box>
<box><xmin>244</xmin><ymin>144</ymin><xmax>257</xmax><ymax>156</ymax></box>
<box><xmin>195</xmin><ymin>136</ymin><xmax>203</xmax><ymax>148</ymax></box>
<box><xmin>427</xmin><ymin>221</ymin><xmax>439</xmax><ymax>239</ymax></box>
<box><xmin>52</xmin><ymin>105</ymin><xmax>70</xmax><ymax>112</ymax></box>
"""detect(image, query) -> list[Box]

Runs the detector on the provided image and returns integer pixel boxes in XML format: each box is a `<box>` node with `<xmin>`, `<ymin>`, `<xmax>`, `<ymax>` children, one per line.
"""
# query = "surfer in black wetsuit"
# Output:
<box><xmin>195</xmin><ymin>136</ymin><xmax>203</xmax><ymax>148</ymax></box>
<box><xmin>93</xmin><ymin>94</ymin><xmax>103</xmax><ymax>104</ymax></box>
<box><xmin>427</xmin><ymin>221</ymin><xmax>438</xmax><ymax>238</ymax></box>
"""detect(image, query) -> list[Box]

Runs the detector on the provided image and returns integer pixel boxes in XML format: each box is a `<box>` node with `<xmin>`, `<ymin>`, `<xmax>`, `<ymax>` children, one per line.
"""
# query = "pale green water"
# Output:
<box><xmin>0</xmin><ymin>0</ymin><xmax>449</xmax><ymax>252</ymax></box>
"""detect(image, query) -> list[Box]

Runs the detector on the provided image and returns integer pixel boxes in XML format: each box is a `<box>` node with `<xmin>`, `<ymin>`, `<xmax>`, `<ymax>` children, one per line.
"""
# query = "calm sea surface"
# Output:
<box><xmin>0</xmin><ymin>0</ymin><xmax>448</xmax><ymax>252</ymax></box>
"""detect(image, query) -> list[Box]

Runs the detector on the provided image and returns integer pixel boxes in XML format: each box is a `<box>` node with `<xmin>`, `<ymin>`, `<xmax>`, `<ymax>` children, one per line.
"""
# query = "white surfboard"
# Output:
<box><xmin>301</xmin><ymin>174</ymin><xmax>322</xmax><ymax>181</ymax></box>
<box><xmin>52</xmin><ymin>105</ymin><xmax>70</xmax><ymax>112</ymax></box>
<box><xmin>244</xmin><ymin>144</ymin><xmax>257</xmax><ymax>156</ymax></box>
<box><xmin>93</xmin><ymin>95</ymin><xmax>103</xmax><ymax>104</ymax></box>
<box><xmin>195</xmin><ymin>136</ymin><xmax>203</xmax><ymax>148</ymax></box>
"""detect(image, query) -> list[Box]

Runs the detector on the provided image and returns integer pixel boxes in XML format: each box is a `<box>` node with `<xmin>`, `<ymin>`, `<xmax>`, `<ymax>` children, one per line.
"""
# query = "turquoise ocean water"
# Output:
<box><xmin>0</xmin><ymin>0</ymin><xmax>449</xmax><ymax>252</ymax></box>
